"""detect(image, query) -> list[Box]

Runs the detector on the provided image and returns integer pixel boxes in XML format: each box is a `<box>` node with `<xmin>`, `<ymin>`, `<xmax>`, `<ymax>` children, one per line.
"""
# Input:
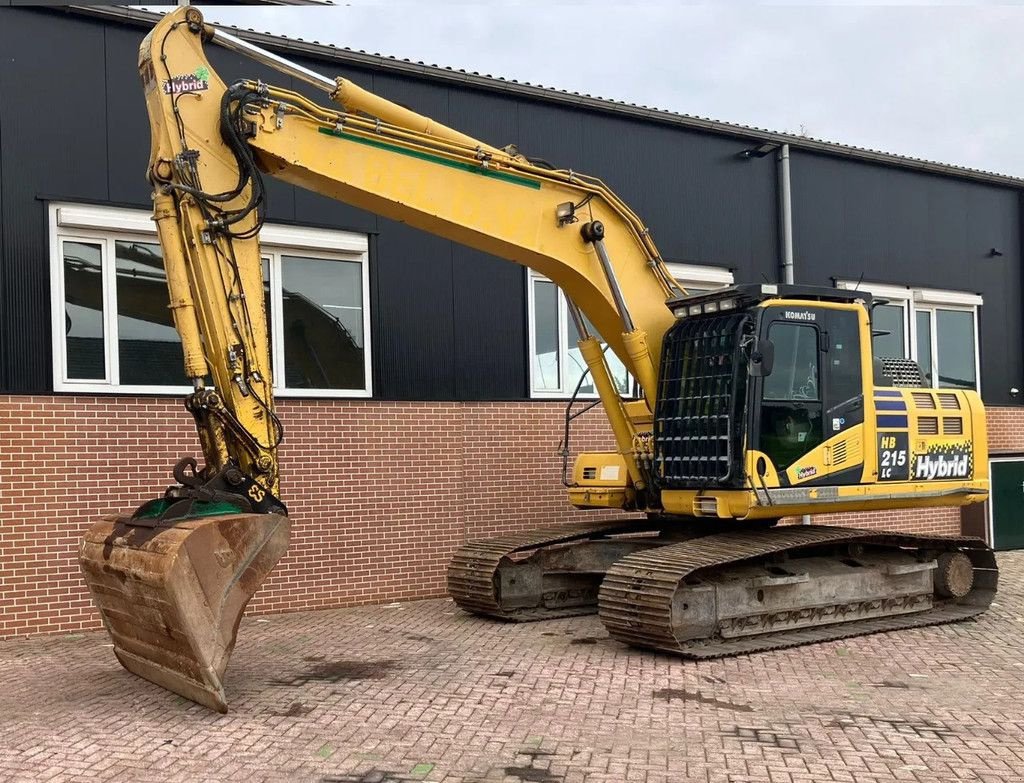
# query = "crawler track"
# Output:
<box><xmin>598</xmin><ymin>525</ymin><xmax>998</xmax><ymax>658</ymax></box>
<box><xmin>447</xmin><ymin>519</ymin><xmax>664</xmax><ymax>621</ymax></box>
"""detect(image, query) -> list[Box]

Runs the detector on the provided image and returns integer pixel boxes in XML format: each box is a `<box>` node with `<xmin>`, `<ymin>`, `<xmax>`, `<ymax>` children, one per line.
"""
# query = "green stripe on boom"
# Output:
<box><xmin>317</xmin><ymin>127</ymin><xmax>541</xmax><ymax>189</ymax></box>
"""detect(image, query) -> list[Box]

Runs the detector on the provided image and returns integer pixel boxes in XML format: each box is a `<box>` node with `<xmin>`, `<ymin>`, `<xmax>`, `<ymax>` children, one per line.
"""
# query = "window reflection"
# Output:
<box><xmin>566</xmin><ymin>311</ymin><xmax>595</xmax><ymax>396</ymax></box>
<box><xmin>828</xmin><ymin>310</ymin><xmax>862</xmax><ymax>404</ymax></box>
<box><xmin>916</xmin><ymin>311</ymin><xmax>933</xmax><ymax>386</ymax></box>
<box><xmin>760</xmin><ymin>321</ymin><xmax>823</xmax><ymax>470</ymax></box>
<box><xmin>115</xmin><ymin>241</ymin><xmax>186</xmax><ymax>386</ymax></box>
<box><xmin>533</xmin><ymin>279</ymin><xmax>560</xmax><ymax>391</ymax></box>
<box><xmin>936</xmin><ymin>309</ymin><xmax>976</xmax><ymax>390</ymax></box>
<box><xmin>838</xmin><ymin>282</ymin><xmax>979</xmax><ymax>393</ymax></box>
<box><xmin>566</xmin><ymin>311</ymin><xmax>630</xmax><ymax>396</ymax></box>
<box><xmin>63</xmin><ymin>241</ymin><xmax>105</xmax><ymax>380</ymax></box>
<box><xmin>280</xmin><ymin>255</ymin><xmax>365</xmax><ymax>390</ymax></box>
<box><xmin>871</xmin><ymin>304</ymin><xmax>905</xmax><ymax>359</ymax></box>
<box><xmin>532</xmin><ymin>276</ymin><xmax>630</xmax><ymax>396</ymax></box>
<box><xmin>763</xmin><ymin>322</ymin><xmax>820</xmax><ymax>402</ymax></box>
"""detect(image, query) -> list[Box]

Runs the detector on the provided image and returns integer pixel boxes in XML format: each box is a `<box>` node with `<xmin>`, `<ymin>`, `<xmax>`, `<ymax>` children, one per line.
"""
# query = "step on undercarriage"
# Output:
<box><xmin>448</xmin><ymin>522</ymin><xmax>997</xmax><ymax>657</ymax></box>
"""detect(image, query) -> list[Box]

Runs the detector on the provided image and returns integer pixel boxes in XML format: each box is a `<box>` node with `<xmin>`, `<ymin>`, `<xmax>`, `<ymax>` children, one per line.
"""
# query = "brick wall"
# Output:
<box><xmin>803</xmin><ymin>506</ymin><xmax>962</xmax><ymax>535</ymax></box>
<box><xmin>0</xmin><ymin>396</ymin><xmax>621</xmax><ymax>638</ymax></box>
<box><xmin>985</xmin><ymin>406</ymin><xmax>1024</xmax><ymax>454</ymax></box>
<box><xmin>1</xmin><ymin>397</ymin><xmax>1020</xmax><ymax>638</ymax></box>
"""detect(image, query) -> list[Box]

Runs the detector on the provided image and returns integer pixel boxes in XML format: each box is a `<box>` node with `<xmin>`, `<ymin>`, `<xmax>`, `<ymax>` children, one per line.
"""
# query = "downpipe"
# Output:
<box><xmin>777</xmin><ymin>144</ymin><xmax>810</xmax><ymax>526</ymax></box>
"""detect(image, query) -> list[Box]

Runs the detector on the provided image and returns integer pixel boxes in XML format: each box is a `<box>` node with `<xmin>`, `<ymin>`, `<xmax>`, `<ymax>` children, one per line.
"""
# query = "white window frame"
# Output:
<box><xmin>665</xmin><ymin>262</ymin><xmax>735</xmax><ymax>291</ymax></box>
<box><xmin>527</xmin><ymin>272</ymin><xmax>578</xmax><ymax>397</ymax></box>
<box><xmin>835</xmin><ymin>279</ymin><xmax>981</xmax><ymax>393</ymax></box>
<box><xmin>49</xmin><ymin>202</ymin><xmax>372</xmax><ymax>398</ymax></box>
<box><xmin>527</xmin><ymin>262</ymin><xmax>734</xmax><ymax>399</ymax></box>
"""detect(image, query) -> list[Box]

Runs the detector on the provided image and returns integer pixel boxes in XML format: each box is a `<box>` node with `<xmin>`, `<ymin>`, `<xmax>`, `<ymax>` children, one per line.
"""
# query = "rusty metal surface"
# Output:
<box><xmin>598</xmin><ymin>525</ymin><xmax>997</xmax><ymax>658</ymax></box>
<box><xmin>447</xmin><ymin>519</ymin><xmax>662</xmax><ymax>621</ymax></box>
<box><xmin>936</xmin><ymin>551</ymin><xmax>975</xmax><ymax>598</ymax></box>
<box><xmin>78</xmin><ymin>513</ymin><xmax>290</xmax><ymax>712</ymax></box>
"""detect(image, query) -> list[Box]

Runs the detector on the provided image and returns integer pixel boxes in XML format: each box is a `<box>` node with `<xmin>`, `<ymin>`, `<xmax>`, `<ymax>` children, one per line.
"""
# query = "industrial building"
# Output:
<box><xmin>1</xmin><ymin>3</ymin><xmax>1022</xmax><ymax>638</ymax></box>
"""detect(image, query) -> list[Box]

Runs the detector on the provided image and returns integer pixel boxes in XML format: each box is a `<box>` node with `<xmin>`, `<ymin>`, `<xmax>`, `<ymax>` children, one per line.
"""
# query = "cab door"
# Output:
<box><xmin>820</xmin><ymin>308</ymin><xmax>866</xmax><ymax>452</ymax></box>
<box><xmin>753</xmin><ymin>305</ymin><xmax>865</xmax><ymax>485</ymax></box>
<box><xmin>755</xmin><ymin>310</ymin><xmax>825</xmax><ymax>477</ymax></box>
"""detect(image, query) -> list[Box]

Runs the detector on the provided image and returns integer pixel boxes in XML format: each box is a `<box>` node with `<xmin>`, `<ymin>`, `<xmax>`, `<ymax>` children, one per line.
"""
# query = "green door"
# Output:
<box><xmin>990</xmin><ymin>460</ymin><xmax>1024</xmax><ymax>550</ymax></box>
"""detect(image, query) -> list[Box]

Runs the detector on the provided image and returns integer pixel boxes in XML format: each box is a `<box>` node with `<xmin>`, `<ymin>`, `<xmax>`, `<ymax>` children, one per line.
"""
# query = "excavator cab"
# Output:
<box><xmin>653</xmin><ymin>284</ymin><xmax>988</xmax><ymax>518</ymax></box>
<box><xmin>569</xmin><ymin>284</ymin><xmax>987</xmax><ymax>520</ymax></box>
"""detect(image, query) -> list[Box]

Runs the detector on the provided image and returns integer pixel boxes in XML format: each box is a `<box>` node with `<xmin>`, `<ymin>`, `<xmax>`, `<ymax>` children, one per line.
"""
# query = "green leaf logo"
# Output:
<box><xmin>194</xmin><ymin>66</ymin><xmax>210</xmax><ymax>82</ymax></box>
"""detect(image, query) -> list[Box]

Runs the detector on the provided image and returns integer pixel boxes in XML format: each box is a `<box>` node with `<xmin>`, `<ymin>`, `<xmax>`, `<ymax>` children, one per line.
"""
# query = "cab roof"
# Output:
<box><xmin>667</xmin><ymin>283</ymin><xmax>873</xmax><ymax>314</ymax></box>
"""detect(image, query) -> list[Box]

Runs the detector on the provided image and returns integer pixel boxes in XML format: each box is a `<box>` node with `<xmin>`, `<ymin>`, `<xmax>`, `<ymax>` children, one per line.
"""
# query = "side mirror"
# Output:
<box><xmin>748</xmin><ymin>338</ymin><xmax>774</xmax><ymax>377</ymax></box>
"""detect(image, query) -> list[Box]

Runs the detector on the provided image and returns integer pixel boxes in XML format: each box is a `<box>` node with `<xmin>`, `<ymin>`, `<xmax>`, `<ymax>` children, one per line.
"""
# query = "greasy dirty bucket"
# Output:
<box><xmin>79</xmin><ymin>513</ymin><xmax>290</xmax><ymax>712</ymax></box>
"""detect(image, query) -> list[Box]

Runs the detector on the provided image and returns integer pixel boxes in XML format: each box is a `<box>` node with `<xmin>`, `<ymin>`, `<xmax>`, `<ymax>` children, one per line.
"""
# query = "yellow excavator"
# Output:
<box><xmin>79</xmin><ymin>7</ymin><xmax>997</xmax><ymax>712</ymax></box>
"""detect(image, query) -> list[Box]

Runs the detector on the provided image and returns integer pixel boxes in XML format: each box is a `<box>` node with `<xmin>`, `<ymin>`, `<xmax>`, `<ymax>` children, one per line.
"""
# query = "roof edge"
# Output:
<box><xmin>56</xmin><ymin>3</ymin><xmax>1024</xmax><ymax>190</ymax></box>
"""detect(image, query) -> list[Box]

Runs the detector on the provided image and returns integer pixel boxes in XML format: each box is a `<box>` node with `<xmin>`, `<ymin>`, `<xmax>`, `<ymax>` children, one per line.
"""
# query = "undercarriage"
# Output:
<box><xmin>447</xmin><ymin>519</ymin><xmax>997</xmax><ymax>657</ymax></box>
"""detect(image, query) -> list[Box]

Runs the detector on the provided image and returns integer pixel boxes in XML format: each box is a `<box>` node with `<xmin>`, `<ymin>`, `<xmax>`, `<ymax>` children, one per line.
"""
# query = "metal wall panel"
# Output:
<box><xmin>493</xmin><ymin>99</ymin><xmax>779</xmax><ymax>282</ymax></box>
<box><xmin>452</xmin><ymin>247</ymin><xmax>527</xmax><ymax>400</ymax></box>
<box><xmin>448</xmin><ymin>86</ymin><xmax>519</xmax><ymax>149</ymax></box>
<box><xmin>0</xmin><ymin>11</ymin><xmax>6</xmax><ymax>386</ymax></box>
<box><xmin>371</xmin><ymin>219</ymin><xmax>456</xmax><ymax>400</ymax></box>
<box><xmin>447</xmin><ymin>88</ymin><xmax>527</xmax><ymax>399</ymax></box>
<box><xmin>791</xmin><ymin>151</ymin><xmax>1022</xmax><ymax>405</ymax></box>
<box><xmin>104</xmin><ymin>24</ymin><xmax>157</xmax><ymax>207</ymax></box>
<box><xmin>286</xmin><ymin>57</ymin><xmax>380</xmax><ymax>235</ymax></box>
<box><xmin>0</xmin><ymin>10</ymin><xmax>109</xmax><ymax>392</ymax></box>
<box><xmin>516</xmin><ymin>100</ymin><xmax>586</xmax><ymax>173</ymax></box>
<box><xmin>573</xmin><ymin>111</ymin><xmax>778</xmax><ymax>282</ymax></box>
<box><xmin>372</xmin><ymin>72</ymin><xmax>450</xmax><ymax>123</ymax></box>
<box><xmin>3</xmin><ymin>8</ymin><xmax>1022</xmax><ymax>407</ymax></box>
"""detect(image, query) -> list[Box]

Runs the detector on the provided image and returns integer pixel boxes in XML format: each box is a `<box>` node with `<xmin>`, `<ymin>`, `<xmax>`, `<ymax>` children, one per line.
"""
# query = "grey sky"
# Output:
<box><xmin>193</xmin><ymin>2</ymin><xmax>1024</xmax><ymax>178</ymax></box>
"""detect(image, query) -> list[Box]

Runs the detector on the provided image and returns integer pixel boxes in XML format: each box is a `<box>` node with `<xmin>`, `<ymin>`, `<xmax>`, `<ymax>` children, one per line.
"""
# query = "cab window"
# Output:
<box><xmin>827</xmin><ymin>310</ymin><xmax>862</xmax><ymax>406</ymax></box>
<box><xmin>759</xmin><ymin>321</ymin><xmax>823</xmax><ymax>471</ymax></box>
<box><xmin>763</xmin><ymin>323</ymin><xmax>819</xmax><ymax>401</ymax></box>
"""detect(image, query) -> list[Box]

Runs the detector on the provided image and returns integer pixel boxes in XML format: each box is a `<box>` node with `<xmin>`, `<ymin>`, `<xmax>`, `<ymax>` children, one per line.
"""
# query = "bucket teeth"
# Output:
<box><xmin>79</xmin><ymin>513</ymin><xmax>290</xmax><ymax>712</ymax></box>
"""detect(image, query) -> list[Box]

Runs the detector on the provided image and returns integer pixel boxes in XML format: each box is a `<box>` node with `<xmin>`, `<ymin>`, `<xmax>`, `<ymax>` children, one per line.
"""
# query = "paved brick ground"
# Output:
<box><xmin>2</xmin><ymin>554</ymin><xmax>1024</xmax><ymax>783</ymax></box>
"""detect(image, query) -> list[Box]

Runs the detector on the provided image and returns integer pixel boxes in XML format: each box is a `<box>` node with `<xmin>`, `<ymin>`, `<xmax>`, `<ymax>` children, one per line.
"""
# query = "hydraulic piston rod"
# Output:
<box><xmin>208</xmin><ymin>24</ymin><xmax>497</xmax><ymax>153</ymax></box>
<box><xmin>208</xmin><ymin>26</ymin><xmax>337</xmax><ymax>94</ymax></box>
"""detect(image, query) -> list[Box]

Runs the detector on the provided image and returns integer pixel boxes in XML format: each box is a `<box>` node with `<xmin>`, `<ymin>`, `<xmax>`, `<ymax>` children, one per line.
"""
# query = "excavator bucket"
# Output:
<box><xmin>79</xmin><ymin>512</ymin><xmax>290</xmax><ymax>712</ymax></box>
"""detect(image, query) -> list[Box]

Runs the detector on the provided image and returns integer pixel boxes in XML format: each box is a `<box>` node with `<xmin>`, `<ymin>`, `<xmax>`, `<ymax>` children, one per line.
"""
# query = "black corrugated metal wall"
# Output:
<box><xmin>791</xmin><ymin>151</ymin><xmax>1023</xmax><ymax>405</ymax></box>
<box><xmin>0</xmin><ymin>10</ymin><xmax>111</xmax><ymax>392</ymax></box>
<box><xmin>0</xmin><ymin>8</ymin><xmax>5</xmax><ymax>391</ymax></box>
<box><xmin>0</xmin><ymin>6</ymin><xmax>1020</xmax><ymax>405</ymax></box>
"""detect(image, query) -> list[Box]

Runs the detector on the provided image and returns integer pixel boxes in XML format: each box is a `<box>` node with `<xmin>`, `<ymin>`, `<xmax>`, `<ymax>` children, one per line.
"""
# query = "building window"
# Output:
<box><xmin>835</xmin><ymin>280</ymin><xmax>981</xmax><ymax>392</ymax></box>
<box><xmin>871</xmin><ymin>302</ymin><xmax>907</xmax><ymax>360</ymax></box>
<box><xmin>49</xmin><ymin>203</ymin><xmax>371</xmax><ymax>397</ymax></box>
<box><xmin>527</xmin><ymin>262</ymin><xmax>733</xmax><ymax>398</ymax></box>
<box><xmin>919</xmin><ymin>307</ymin><xmax>978</xmax><ymax>390</ymax></box>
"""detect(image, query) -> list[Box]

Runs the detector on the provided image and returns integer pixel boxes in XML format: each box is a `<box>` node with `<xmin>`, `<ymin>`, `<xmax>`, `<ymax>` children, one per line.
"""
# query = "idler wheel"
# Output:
<box><xmin>935</xmin><ymin>551</ymin><xmax>973</xmax><ymax>599</ymax></box>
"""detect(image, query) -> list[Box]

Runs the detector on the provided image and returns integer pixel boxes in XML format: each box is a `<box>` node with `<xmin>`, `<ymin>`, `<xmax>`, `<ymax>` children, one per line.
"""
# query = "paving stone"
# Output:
<box><xmin>2</xmin><ymin>552</ymin><xmax>1024</xmax><ymax>782</ymax></box>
